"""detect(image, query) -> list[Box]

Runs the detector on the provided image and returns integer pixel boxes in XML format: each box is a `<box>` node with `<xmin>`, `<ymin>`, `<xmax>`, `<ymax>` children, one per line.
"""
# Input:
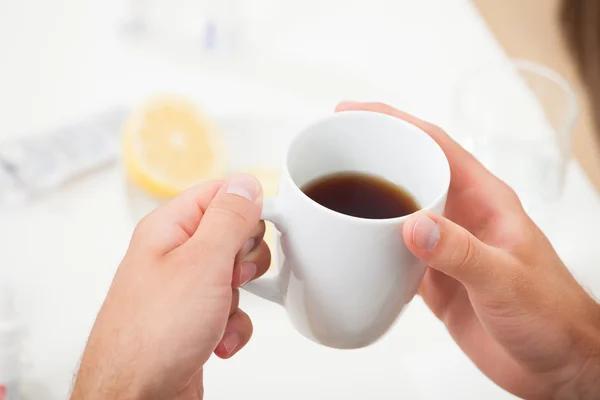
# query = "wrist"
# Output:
<box><xmin>554</xmin><ymin>302</ymin><xmax>600</xmax><ymax>400</ymax></box>
<box><xmin>556</xmin><ymin>349</ymin><xmax>600</xmax><ymax>400</ymax></box>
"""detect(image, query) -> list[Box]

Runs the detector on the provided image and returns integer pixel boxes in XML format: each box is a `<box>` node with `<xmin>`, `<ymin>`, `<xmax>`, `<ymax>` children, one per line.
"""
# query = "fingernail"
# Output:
<box><xmin>238</xmin><ymin>238</ymin><xmax>255</xmax><ymax>259</ymax></box>
<box><xmin>226</xmin><ymin>174</ymin><xmax>261</xmax><ymax>201</ymax></box>
<box><xmin>222</xmin><ymin>331</ymin><xmax>241</xmax><ymax>354</ymax></box>
<box><xmin>413</xmin><ymin>214</ymin><xmax>440</xmax><ymax>250</ymax></box>
<box><xmin>239</xmin><ymin>262</ymin><xmax>257</xmax><ymax>286</ymax></box>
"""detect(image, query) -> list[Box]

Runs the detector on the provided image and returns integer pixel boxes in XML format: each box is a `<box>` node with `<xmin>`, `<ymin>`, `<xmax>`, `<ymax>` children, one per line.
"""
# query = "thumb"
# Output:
<box><xmin>180</xmin><ymin>174</ymin><xmax>263</xmax><ymax>272</ymax></box>
<box><xmin>403</xmin><ymin>212</ymin><xmax>499</xmax><ymax>287</ymax></box>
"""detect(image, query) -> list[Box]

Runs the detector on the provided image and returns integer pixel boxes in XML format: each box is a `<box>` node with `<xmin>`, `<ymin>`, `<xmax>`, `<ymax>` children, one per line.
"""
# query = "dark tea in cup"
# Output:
<box><xmin>302</xmin><ymin>171</ymin><xmax>419</xmax><ymax>219</ymax></box>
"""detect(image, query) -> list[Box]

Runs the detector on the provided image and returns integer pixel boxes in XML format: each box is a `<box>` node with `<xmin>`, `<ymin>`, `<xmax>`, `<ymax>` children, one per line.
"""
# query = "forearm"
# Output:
<box><xmin>70</xmin><ymin>332</ymin><xmax>149</xmax><ymax>400</ymax></box>
<box><xmin>71</xmin><ymin>363</ymin><xmax>143</xmax><ymax>400</ymax></box>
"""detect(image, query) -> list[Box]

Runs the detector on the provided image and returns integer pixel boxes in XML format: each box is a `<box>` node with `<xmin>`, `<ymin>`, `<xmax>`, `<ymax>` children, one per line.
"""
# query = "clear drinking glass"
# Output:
<box><xmin>453</xmin><ymin>59</ymin><xmax>578</xmax><ymax>219</ymax></box>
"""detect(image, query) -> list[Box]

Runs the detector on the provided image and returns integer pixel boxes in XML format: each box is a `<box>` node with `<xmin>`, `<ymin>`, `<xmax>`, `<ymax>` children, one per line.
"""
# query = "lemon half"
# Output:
<box><xmin>123</xmin><ymin>95</ymin><xmax>225</xmax><ymax>198</ymax></box>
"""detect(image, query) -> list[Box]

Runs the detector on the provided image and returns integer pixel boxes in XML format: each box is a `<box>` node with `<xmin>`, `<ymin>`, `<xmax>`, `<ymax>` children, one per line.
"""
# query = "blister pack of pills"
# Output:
<box><xmin>0</xmin><ymin>108</ymin><xmax>128</xmax><ymax>206</ymax></box>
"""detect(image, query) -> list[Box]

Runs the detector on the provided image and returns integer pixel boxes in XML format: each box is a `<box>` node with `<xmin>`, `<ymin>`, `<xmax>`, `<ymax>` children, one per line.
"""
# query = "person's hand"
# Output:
<box><xmin>71</xmin><ymin>174</ymin><xmax>270</xmax><ymax>400</ymax></box>
<box><xmin>337</xmin><ymin>102</ymin><xmax>600</xmax><ymax>400</ymax></box>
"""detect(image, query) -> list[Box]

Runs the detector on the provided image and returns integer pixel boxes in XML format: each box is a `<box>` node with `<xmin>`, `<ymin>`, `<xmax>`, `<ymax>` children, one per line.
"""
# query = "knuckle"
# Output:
<box><xmin>253</xmin><ymin>220</ymin><xmax>266</xmax><ymax>238</ymax></box>
<box><xmin>207</xmin><ymin>202</ymin><xmax>252</xmax><ymax>227</ymax></box>
<box><xmin>488</xmin><ymin>179</ymin><xmax>529</xmax><ymax>220</ymax></box>
<box><xmin>420</xmin><ymin>123</ymin><xmax>451</xmax><ymax>147</ymax></box>
<box><xmin>132</xmin><ymin>213</ymin><xmax>154</xmax><ymax>239</ymax></box>
<box><xmin>429</xmin><ymin>123</ymin><xmax>448</xmax><ymax>137</ymax></box>
<box><xmin>489</xmin><ymin>211</ymin><xmax>533</xmax><ymax>249</ymax></box>
<box><xmin>498</xmin><ymin>180</ymin><xmax>523</xmax><ymax>206</ymax></box>
<box><xmin>449</xmin><ymin>231</ymin><xmax>481</xmax><ymax>276</ymax></box>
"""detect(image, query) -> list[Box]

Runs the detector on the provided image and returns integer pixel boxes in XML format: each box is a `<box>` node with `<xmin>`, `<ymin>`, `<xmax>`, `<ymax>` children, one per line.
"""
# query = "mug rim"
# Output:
<box><xmin>281</xmin><ymin>110</ymin><xmax>451</xmax><ymax>225</ymax></box>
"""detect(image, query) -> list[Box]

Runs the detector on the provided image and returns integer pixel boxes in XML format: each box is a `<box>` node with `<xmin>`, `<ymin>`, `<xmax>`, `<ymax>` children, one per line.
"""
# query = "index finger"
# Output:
<box><xmin>334</xmin><ymin>101</ymin><xmax>530</xmax><ymax>224</ymax></box>
<box><xmin>335</xmin><ymin>101</ymin><xmax>488</xmax><ymax>191</ymax></box>
<box><xmin>177</xmin><ymin>174</ymin><xmax>263</xmax><ymax>282</ymax></box>
<box><xmin>130</xmin><ymin>180</ymin><xmax>224</xmax><ymax>256</ymax></box>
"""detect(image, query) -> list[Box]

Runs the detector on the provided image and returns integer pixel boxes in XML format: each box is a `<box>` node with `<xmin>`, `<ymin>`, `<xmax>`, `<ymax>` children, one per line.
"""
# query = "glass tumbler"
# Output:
<box><xmin>453</xmin><ymin>59</ymin><xmax>578</xmax><ymax>219</ymax></box>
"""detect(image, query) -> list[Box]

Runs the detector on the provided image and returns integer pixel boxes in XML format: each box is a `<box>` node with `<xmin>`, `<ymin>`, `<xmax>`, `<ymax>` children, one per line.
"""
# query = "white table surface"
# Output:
<box><xmin>1</xmin><ymin>0</ymin><xmax>600</xmax><ymax>399</ymax></box>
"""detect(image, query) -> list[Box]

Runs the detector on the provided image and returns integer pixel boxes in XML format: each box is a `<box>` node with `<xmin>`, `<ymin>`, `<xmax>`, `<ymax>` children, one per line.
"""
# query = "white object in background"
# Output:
<box><xmin>244</xmin><ymin>111</ymin><xmax>450</xmax><ymax>349</ymax></box>
<box><xmin>0</xmin><ymin>276</ymin><xmax>20</xmax><ymax>400</ymax></box>
<box><xmin>121</xmin><ymin>0</ymin><xmax>245</xmax><ymax>56</ymax></box>
<box><xmin>0</xmin><ymin>109</ymin><xmax>127</xmax><ymax>207</ymax></box>
<box><xmin>453</xmin><ymin>59</ymin><xmax>578</xmax><ymax>222</ymax></box>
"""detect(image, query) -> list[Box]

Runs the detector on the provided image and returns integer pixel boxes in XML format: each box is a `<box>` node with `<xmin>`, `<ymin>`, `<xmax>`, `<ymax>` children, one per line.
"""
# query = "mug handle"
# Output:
<box><xmin>242</xmin><ymin>198</ymin><xmax>285</xmax><ymax>306</ymax></box>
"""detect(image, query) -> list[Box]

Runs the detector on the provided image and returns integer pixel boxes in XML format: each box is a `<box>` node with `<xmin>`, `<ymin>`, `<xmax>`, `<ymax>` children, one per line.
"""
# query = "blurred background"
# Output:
<box><xmin>0</xmin><ymin>0</ymin><xmax>599</xmax><ymax>399</ymax></box>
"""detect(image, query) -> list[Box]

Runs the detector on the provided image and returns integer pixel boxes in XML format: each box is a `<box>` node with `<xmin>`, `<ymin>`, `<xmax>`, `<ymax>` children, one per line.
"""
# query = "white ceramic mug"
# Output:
<box><xmin>243</xmin><ymin>110</ymin><xmax>450</xmax><ymax>349</ymax></box>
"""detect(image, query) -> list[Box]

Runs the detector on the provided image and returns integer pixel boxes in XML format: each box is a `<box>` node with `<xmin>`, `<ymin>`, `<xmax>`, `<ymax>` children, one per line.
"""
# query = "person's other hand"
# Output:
<box><xmin>71</xmin><ymin>174</ymin><xmax>270</xmax><ymax>400</ymax></box>
<box><xmin>337</xmin><ymin>102</ymin><xmax>600</xmax><ymax>399</ymax></box>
